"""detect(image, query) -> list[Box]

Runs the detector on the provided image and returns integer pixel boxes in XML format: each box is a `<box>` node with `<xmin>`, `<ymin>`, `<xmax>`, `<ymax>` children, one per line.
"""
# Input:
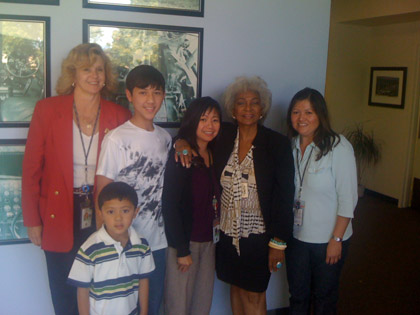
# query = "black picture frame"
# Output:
<box><xmin>83</xmin><ymin>19</ymin><xmax>203</xmax><ymax>127</ymax></box>
<box><xmin>368</xmin><ymin>67</ymin><xmax>407</xmax><ymax>109</ymax></box>
<box><xmin>0</xmin><ymin>14</ymin><xmax>51</xmax><ymax>127</ymax></box>
<box><xmin>83</xmin><ymin>0</ymin><xmax>204</xmax><ymax>17</ymax></box>
<box><xmin>0</xmin><ymin>0</ymin><xmax>59</xmax><ymax>5</ymax></box>
<box><xmin>0</xmin><ymin>139</ymin><xmax>29</xmax><ymax>245</ymax></box>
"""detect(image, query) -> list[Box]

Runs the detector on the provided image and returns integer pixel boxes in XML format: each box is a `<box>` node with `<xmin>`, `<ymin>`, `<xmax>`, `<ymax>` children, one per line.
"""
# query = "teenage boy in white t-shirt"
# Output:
<box><xmin>96</xmin><ymin>65</ymin><xmax>171</xmax><ymax>315</ymax></box>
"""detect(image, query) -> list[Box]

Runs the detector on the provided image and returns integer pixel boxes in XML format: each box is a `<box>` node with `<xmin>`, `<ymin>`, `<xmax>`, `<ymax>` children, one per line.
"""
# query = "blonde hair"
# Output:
<box><xmin>56</xmin><ymin>43</ymin><xmax>117</xmax><ymax>98</ymax></box>
<box><xmin>222</xmin><ymin>76</ymin><xmax>272</xmax><ymax>119</ymax></box>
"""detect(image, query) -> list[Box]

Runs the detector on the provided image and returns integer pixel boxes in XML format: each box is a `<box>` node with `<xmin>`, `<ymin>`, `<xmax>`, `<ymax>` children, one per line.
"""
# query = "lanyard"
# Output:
<box><xmin>206</xmin><ymin>151</ymin><xmax>219</xmax><ymax>220</ymax></box>
<box><xmin>295</xmin><ymin>146</ymin><xmax>313</xmax><ymax>201</ymax></box>
<box><xmin>73</xmin><ymin>102</ymin><xmax>101</xmax><ymax>194</ymax></box>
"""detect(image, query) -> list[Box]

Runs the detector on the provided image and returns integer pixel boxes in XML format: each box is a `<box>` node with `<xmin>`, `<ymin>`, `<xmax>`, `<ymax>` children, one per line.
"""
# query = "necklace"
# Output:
<box><xmin>76</xmin><ymin>105</ymin><xmax>99</xmax><ymax>129</ymax></box>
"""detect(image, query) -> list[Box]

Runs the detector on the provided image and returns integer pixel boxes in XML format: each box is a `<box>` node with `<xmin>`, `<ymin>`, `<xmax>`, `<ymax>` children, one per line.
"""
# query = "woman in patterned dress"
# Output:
<box><xmin>176</xmin><ymin>76</ymin><xmax>294</xmax><ymax>314</ymax></box>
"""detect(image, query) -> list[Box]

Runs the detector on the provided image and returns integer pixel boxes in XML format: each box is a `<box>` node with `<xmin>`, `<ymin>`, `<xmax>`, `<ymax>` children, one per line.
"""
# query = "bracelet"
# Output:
<box><xmin>270</xmin><ymin>238</ymin><xmax>287</xmax><ymax>246</ymax></box>
<box><xmin>268</xmin><ymin>241</ymin><xmax>287</xmax><ymax>250</ymax></box>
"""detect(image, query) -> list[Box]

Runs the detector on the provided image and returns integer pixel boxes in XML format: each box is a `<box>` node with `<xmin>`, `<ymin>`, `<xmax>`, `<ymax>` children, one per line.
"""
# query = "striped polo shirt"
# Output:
<box><xmin>68</xmin><ymin>226</ymin><xmax>155</xmax><ymax>315</ymax></box>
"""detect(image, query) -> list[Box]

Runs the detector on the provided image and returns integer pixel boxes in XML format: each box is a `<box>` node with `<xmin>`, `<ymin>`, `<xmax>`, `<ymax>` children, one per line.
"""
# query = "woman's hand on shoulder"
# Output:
<box><xmin>27</xmin><ymin>225</ymin><xmax>43</xmax><ymax>246</ymax></box>
<box><xmin>177</xmin><ymin>255</ymin><xmax>193</xmax><ymax>272</ymax></box>
<box><xmin>174</xmin><ymin>139</ymin><xmax>197</xmax><ymax>168</ymax></box>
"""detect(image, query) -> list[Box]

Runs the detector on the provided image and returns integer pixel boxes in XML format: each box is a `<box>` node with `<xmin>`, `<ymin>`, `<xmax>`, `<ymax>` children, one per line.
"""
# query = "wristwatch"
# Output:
<box><xmin>332</xmin><ymin>235</ymin><xmax>343</xmax><ymax>242</ymax></box>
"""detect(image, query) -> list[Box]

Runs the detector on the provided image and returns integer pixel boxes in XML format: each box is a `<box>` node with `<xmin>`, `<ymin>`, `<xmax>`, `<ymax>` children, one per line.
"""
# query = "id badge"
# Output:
<box><xmin>213</xmin><ymin>218</ymin><xmax>220</xmax><ymax>244</ymax></box>
<box><xmin>80</xmin><ymin>198</ymin><xmax>93</xmax><ymax>229</ymax></box>
<box><xmin>240</xmin><ymin>182</ymin><xmax>248</xmax><ymax>198</ymax></box>
<box><xmin>293</xmin><ymin>199</ymin><xmax>305</xmax><ymax>226</ymax></box>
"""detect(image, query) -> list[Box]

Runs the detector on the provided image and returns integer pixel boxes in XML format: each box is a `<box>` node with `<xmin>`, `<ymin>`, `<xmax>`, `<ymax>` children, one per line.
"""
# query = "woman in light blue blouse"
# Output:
<box><xmin>285</xmin><ymin>87</ymin><xmax>358</xmax><ymax>315</ymax></box>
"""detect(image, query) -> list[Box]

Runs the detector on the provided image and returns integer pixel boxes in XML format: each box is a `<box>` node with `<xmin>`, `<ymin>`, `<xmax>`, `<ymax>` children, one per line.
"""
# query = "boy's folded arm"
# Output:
<box><xmin>77</xmin><ymin>287</ymin><xmax>90</xmax><ymax>315</ymax></box>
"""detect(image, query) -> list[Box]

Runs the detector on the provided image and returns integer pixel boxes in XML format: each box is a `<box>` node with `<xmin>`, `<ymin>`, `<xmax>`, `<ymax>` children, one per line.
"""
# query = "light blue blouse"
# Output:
<box><xmin>292</xmin><ymin>135</ymin><xmax>358</xmax><ymax>243</ymax></box>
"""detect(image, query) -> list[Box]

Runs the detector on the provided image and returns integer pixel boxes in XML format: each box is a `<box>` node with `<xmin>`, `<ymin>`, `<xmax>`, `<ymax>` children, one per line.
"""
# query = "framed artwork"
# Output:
<box><xmin>368</xmin><ymin>67</ymin><xmax>407</xmax><ymax>109</ymax></box>
<box><xmin>83</xmin><ymin>0</ymin><xmax>204</xmax><ymax>17</ymax></box>
<box><xmin>0</xmin><ymin>0</ymin><xmax>59</xmax><ymax>5</ymax></box>
<box><xmin>84</xmin><ymin>19</ymin><xmax>203</xmax><ymax>126</ymax></box>
<box><xmin>0</xmin><ymin>140</ymin><xmax>28</xmax><ymax>245</ymax></box>
<box><xmin>0</xmin><ymin>15</ymin><xmax>51</xmax><ymax>127</ymax></box>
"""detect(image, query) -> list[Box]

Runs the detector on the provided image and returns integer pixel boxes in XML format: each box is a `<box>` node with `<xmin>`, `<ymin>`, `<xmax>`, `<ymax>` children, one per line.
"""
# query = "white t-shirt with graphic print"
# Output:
<box><xmin>96</xmin><ymin>120</ymin><xmax>171</xmax><ymax>251</ymax></box>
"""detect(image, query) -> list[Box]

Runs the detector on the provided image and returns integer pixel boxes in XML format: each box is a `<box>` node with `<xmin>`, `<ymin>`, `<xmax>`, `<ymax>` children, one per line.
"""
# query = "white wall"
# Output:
<box><xmin>0</xmin><ymin>1</ymin><xmax>331</xmax><ymax>314</ymax></box>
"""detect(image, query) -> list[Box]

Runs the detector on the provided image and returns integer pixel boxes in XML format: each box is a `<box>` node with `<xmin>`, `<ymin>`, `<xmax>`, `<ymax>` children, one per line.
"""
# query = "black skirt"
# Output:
<box><xmin>216</xmin><ymin>231</ymin><xmax>271</xmax><ymax>293</ymax></box>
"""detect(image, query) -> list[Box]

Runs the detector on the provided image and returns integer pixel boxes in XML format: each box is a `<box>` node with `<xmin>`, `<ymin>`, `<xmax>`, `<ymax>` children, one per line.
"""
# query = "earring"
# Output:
<box><xmin>260</xmin><ymin>115</ymin><xmax>263</xmax><ymax>119</ymax></box>
<box><xmin>103</xmin><ymin>83</ymin><xmax>106</xmax><ymax>87</ymax></box>
<box><xmin>71</xmin><ymin>82</ymin><xmax>75</xmax><ymax>87</ymax></box>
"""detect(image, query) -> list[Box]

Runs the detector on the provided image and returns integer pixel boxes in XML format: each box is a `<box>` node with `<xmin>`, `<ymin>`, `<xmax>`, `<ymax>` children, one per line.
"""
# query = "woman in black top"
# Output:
<box><xmin>162</xmin><ymin>97</ymin><xmax>222</xmax><ymax>315</ymax></box>
<box><xmin>175</xmin><ymin>77</ymin><xmax>295</xmax><ymax>315</ymax></box>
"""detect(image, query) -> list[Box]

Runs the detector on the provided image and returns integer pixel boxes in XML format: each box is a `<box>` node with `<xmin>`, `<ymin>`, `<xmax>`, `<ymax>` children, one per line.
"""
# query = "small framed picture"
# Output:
<box><xmin>0</xmin><ymin>140</ymin><xmax>29</xmax><ymax>245</ymax></box>
<box><xmin>0</xmin><ymin>0</ymin><xmax>59</xmax><ymax>4</ymax></box>
<box><xmin>83</xmin><ymin>0</ymin><xmax>204</xmax><ymax>17</ymax></box>
<box><xmin>368</xmin><ymin>67</ymin><xmax>407</xmax><ymax>109</ymax></box>
<box><xmin>0</xmin><ymin>15</ymin><xmax>51</xmax><ymax>126</ymax></box>
<box><xmin>84</xmin><ymin>19</ymin><xmax>203</xmax><ymax>127</ymax></box>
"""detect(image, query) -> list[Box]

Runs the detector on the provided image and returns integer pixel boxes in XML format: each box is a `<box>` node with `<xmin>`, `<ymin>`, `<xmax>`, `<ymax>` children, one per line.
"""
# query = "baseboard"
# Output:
<box><xmin>267</xmin><ymin>308</ymin><xmax>289</xmax><ymax>315</ymax></box>
<box><xmin>365</xmin><ymin>189</ymin><xmax>398</xmax><ymax>205</ymax></box>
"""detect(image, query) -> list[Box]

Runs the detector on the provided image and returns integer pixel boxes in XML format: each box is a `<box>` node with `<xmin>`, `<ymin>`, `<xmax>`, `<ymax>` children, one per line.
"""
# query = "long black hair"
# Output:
<box><xmin>177</xmin><ymin>96</ymin><xmax>222</xmax><ymax>154</ymax></box>
<box><xmin>286</xmin><ymin>87</ymin><xmax>340</xmax><ymax>160</ymax></box>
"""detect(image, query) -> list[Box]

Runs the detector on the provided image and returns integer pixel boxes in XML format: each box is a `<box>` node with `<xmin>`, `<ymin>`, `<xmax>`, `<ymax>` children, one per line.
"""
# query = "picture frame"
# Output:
<box><xmin>368</xmin><ymin>67</ymin><xmax>407</xmax><ymax>109</ymax></box>
<box><xmin>84</xmin><ymin>19</ymin><xmax>203</xmax><ymax>127</ymax></box>
<box><xmin>0</xmin><ymin>139</ymin><xmax>29</xmax><ymax>245</ymax></box>
<box><xmin>0</xmin><ymin>0</ymin><xmax>59</xmax><ymax>5</ymax></box>
<box><xmin>83</xmin><ymin>0</ymin><xmax>204</xmax><ymax>17</ymax></box>
<box><xmin>0</xmin><ymin>15</ymin><xmax>51</xmax><ymax>127</ymax></box>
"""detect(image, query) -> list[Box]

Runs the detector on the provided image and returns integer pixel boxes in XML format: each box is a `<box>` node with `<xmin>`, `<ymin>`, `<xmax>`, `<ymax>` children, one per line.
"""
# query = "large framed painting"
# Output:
<box><xmin>0</xmin><ymin>0</ymin><xmax>59</xmax><ymax>5</ymax></box>
<box><xmin>83</xmin><ymin>0</ymin><xmax>204</xmax><ymax>17</ymax></box>
<box><xmin>0</xmin><ymin>140</ymin><xmax>28</xmax><ymax>245</ymax></box>
<box><xmin>84</xmin><ymin>19</ymin><xmax>203</xmax><ymax>126</ymax></box>
<box><xmin>0</xmin><ymin>15</ymin><xmax>51</xmax><ymax>127</ymax></box>
<box><xmin>368</xmin><ymin>67</ymin><xmax>407</xmax><ymax>109</ymax></box>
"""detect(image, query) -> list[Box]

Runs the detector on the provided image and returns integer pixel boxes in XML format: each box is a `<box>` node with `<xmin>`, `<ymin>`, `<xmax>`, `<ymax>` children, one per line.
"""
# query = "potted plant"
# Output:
<box><xmin>344</xmin><ymin>123</ymin><xmax>381</xmax><ymax>197</ymax></box>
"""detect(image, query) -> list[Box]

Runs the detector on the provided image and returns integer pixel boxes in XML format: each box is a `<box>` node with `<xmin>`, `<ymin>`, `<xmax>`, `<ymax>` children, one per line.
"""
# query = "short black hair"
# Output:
<box><xmin>125</xmin><ymin>65</ymin><xmax>165</xmax><ymax>93</ymax></box>
<box><xmin>98</xmin><ymin>182</ymin><xmax>138</xmax><ymax>210</ymax></box>
<box><xmin>177</xmin><ymin>96</ymin><xmax>222</xmax><ymax>153</ymax></box>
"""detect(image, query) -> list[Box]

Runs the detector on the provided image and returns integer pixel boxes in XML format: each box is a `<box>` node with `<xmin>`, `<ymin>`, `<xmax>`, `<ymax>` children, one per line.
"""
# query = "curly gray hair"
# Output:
<box><xmin>222</xmin><ymin>76</ymin><xmax>272</xmax><ymax>119</ymax></box>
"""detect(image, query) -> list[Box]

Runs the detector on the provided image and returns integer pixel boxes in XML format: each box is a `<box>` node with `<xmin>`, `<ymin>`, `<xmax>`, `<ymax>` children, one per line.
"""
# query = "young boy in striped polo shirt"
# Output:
<box><xmin>68</xmin><ymin>182</ymin><xmax>155</xmax><ymax>315</ymax></box>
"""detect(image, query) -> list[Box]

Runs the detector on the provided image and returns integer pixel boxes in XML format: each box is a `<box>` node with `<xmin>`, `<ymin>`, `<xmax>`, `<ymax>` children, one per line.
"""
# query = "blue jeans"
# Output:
<box><xmin>286</xmin><ymin>237</ymin><xmax>350</xmax><ymax>315</ymax></box>
<box><xmin>147</xmin><ymin>248</ymin><xmax>166</xmax><ymax>315</ymax></box>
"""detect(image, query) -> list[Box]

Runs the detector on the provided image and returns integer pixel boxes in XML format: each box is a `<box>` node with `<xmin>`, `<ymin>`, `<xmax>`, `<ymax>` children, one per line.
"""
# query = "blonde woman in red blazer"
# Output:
<box><xmin>22</xmin><ymin>43</ymin><xmax>131</xmax><ymax>315</ymax></box>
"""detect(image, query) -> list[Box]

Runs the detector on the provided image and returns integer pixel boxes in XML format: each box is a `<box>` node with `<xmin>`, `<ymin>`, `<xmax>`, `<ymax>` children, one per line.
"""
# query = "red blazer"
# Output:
<box><xmin>22</xmin><ymin>94</ymin><xmax>131</xmax><ymax>252</ymax></box>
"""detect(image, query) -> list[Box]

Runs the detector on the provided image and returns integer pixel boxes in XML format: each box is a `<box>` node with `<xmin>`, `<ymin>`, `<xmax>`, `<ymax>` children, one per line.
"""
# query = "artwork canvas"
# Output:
<box><xmin>0</xmin><ymin>0</ymin><xmax>59</xmax><ymax>5</ymax></box>
<box><xmin>0</xmin><ymin>140</ymin><xmax>28</xmax><ymax>244</ymax></box>
<box><xmin>0</xmin><ymin>15</ymin><xmax>50</xmax><ymax>126</ymax></box>
<box><xmin>84</xmin><ymin>0</ymin><xmax>204</xmax><ymax>17</ymax></box>
<box><xmin>84</xmin><ymin>20</ymin><xmax>203</xmax><ymax>126</ymax></box>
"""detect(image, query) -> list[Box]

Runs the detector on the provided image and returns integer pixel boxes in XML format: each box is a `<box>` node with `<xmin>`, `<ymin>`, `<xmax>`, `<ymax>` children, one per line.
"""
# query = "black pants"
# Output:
<box><xmin>44</xmin><ymin>192</ymin><xmax>95</xmax><ymax>315</ymax></box>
